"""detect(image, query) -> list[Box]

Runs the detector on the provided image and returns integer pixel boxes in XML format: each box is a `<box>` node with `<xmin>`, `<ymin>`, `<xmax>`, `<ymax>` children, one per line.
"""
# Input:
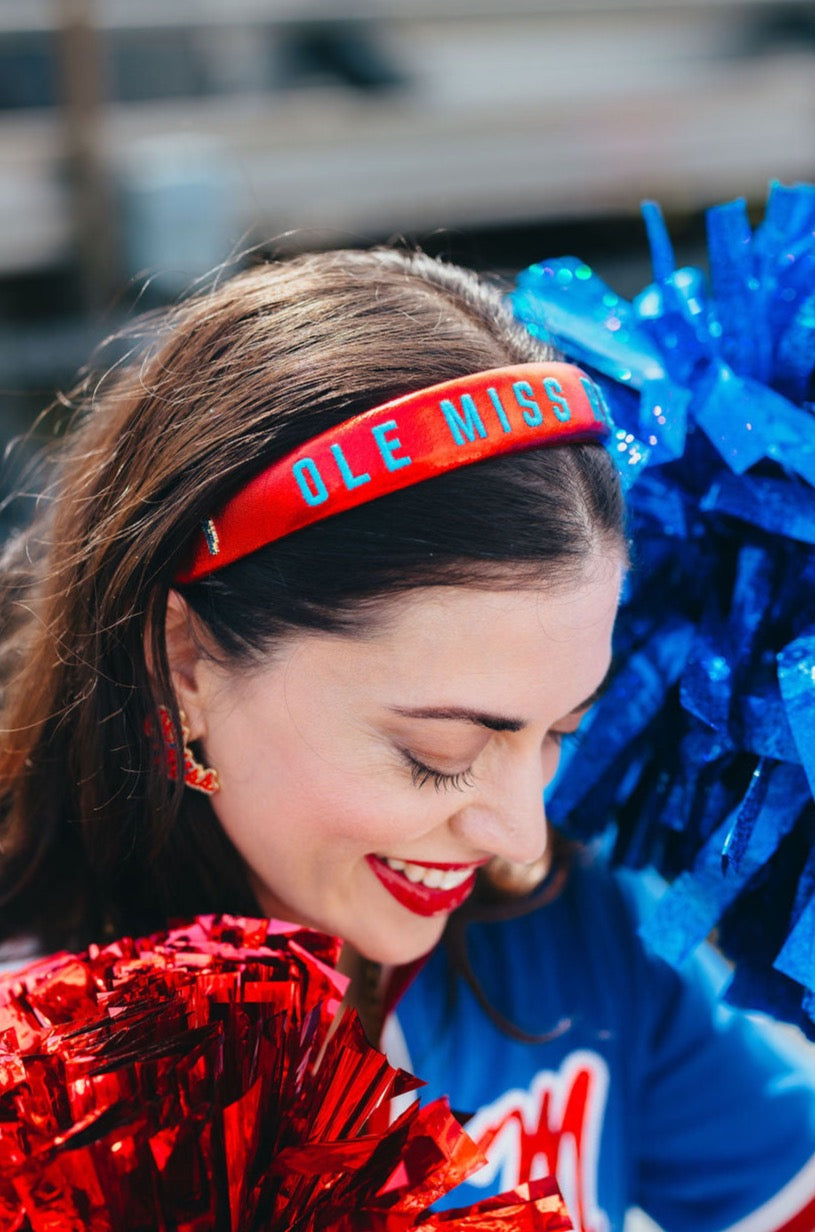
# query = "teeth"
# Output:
<box><xmin>440</xmin><ymin>867</ymin><xmax>474</xmax><ymax>889</ymax></box>
<box><xmin>383</xmin><ymin>858</ymin><xmax>474</xmax><ymax>891</ymax></box>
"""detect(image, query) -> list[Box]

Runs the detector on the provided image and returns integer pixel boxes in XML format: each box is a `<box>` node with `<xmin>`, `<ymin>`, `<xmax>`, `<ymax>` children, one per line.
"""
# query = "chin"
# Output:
<box><xmin>353</xmin><ymin>921</ymin><xmax>447</xmax><ymax>968</ymax></box>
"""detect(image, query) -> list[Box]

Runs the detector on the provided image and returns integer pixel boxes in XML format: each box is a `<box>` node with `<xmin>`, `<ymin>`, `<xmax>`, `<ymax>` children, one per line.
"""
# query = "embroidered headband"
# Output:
<box><xmin>175</xmin><ymin>361</ymin><xmax>611</xmax><ymax>583</ymax></box>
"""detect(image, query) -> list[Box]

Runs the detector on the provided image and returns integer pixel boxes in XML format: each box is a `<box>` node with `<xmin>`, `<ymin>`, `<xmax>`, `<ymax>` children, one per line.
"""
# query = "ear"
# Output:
<box><xmin>159</xmin><ymin>589</ymin><xmax>213</xmax><ymax>742</ymax></box>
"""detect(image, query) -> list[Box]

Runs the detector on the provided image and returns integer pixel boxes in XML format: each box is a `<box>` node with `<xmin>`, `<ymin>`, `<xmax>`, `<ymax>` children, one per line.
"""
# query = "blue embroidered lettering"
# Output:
<box><xmin>371</xmin><ymin>419</ymin><xmax>412</xmax><ymax>471</ymax></box>
<box><xmin>330</xmin><ymin>443</ymin><xmax>371</xmax><ymax>490</ymax></box>
<box><xmin>543</xmin><ymin>377</ymin><xmax>571</xmax><ymax>422</ymax></box>
<box><xmin>487</xmin><ymin>387</ymin><xmax>512</xmax><ymax>434</ymax></box>
<box><xmin>580</xmin><ymin>377</ymin><xmax>612</xmax><ymax>427</ymax></box>
<box><xmin>292</xmin><ymin>457</ymin><xmax>329</xmax><ymax>506</ymax></box>
<box><xmin>513</xmin><ymin>381</ymin><xmax>542</xmax><ymax>427</ymax></box>
<box><xmin>440</xmin><ymin>394</ymin><xmax>488</xmax><ymax>445</ymax></box>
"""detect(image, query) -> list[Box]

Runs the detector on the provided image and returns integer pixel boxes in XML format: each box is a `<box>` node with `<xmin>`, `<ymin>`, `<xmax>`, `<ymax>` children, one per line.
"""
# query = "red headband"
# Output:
<box><xmin>175</xmin><ymin>361</ymin><xmax>611</xmax><ymax>583</ymax></box>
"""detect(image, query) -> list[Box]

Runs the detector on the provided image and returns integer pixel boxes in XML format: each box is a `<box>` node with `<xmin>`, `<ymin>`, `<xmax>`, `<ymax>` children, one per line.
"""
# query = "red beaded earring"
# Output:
<box><xmin>155</xmin><ymin>704</ymin><xmax>221</xmax><ymax>795</ymax></box>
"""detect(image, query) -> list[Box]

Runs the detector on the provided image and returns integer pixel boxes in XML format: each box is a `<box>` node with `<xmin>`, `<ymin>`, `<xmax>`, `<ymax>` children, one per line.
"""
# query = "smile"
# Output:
<box><xmin>365</xmin><ymin>854</ymin><xmax>481</xmax><ymax>917</ymax></box>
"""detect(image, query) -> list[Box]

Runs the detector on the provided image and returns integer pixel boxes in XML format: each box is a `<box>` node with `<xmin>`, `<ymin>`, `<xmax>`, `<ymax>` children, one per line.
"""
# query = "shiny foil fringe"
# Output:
<box><xmin>0</xmin><ymin>915</ymin><xmax>573</xmax><ymax>1231</ymax></box>
<box><xmin>511</xmin><ymin>181</ymin><xmax>815</xmax><ymax>1036</ymax></box>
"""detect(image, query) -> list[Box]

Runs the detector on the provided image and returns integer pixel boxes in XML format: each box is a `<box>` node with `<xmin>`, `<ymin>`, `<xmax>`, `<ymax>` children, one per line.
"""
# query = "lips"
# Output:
<box><xmin>365</xmin><ymin>854</ymin><xmax>481</xmax><ymax>917</ymax></box>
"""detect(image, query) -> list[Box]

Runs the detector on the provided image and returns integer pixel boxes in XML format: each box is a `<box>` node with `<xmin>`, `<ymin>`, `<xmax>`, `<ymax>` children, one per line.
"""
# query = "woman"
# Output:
<box><xmin>0</xmin><ymin>248</ymin><xmax>812</xmax><ymax>1231</ymax></box>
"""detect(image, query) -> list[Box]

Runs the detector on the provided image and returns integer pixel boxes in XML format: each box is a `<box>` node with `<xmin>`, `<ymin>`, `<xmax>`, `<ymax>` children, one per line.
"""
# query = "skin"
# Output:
<box><xmin>168</xmin><ymin>548</ymin><xmax>623</xmax><ymax>968</ymax></box>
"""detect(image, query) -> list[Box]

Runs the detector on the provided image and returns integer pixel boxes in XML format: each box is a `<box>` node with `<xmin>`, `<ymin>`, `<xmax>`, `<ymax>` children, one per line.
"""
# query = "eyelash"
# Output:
<box><xmin>402</xmin><ymin>751</ymin><xmax>475</xmax><ymax>792</ymax></box>
<box><xmin>402</xmin><ymin>728</ymin><xmax>582</xmax><ymax>792</ymax></box>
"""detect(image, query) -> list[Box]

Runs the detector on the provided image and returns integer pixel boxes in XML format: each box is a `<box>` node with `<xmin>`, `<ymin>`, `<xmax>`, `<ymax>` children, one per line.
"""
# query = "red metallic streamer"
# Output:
<box><xmin>0</xmin><ymin>915</ymin><xmax>573</xmax><ymax>1231</ymax></box>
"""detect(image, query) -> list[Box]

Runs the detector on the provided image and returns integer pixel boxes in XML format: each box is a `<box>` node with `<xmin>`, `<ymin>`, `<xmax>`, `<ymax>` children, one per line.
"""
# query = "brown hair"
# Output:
<box><xmin>0</xmin><ymin>248</ymin><xmax>624</xmax><ymax>952</ymax></box>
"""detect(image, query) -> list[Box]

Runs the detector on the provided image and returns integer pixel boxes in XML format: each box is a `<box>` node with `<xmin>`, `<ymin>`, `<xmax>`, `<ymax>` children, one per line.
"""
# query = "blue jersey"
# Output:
<box><xmin>390</xmin><ymin>860</ymin><xmax>815</xmax><ymax>1232</ymax></box>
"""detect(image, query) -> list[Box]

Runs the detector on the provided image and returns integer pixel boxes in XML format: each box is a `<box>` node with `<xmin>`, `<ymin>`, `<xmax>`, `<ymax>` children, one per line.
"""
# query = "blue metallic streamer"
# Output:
<box><xmin>514</xmin><ymin>182</ymin><xmax>815</xmax><ymax>1032</ymax></box>
<box><xmin>680</xmin><ymin>642</ymin><xmax>732</xmax><ymax>732</ymax></box>
<box><xmin>512</xmin><ymin>259</ymin><xmax>663</xmax><ymax>388</ymax></box>
<box><xmin>638</xmin><ymin>377</ymin><xmax>689</xmax><ymax>464</ymax></box>
<box><xmin>775</xmin><ymin>897</ymin><xmax>815</xmax><ymax>993</ymax></box>
<box><xmin>641</xmin><ymin>200</ymin><xmax>676</xmax><ymax>283</ymax></box>
<box><xmin>737</xmin><ymin>690</ymin><xmax>800</xmax><ymax>763</ymax></box>
<box><xmin>707</xmin><ymin>198</ymin><xmax>771</xmax><ymax>381</ymax></box>
<box><xmin>546</xmin><ymin>619</ymin><xmax>695</xmax><ymax>826</ymax></box>
<box><xmin>701</xmin><ymin>473</ymin><xmax>815</xmax><ymax>545</ymax></box>
<box><xmin>720</xmin><ymin>757</ymin><xmax>772</xmax><ymax>873</ymax></box>
<box><xmin>775</xmin><ymin>291</ymin><xmax>815</xmax><ymax>402</ymax></box>
<box><xmin>775</xmin><ymin>843</ymin><xmax>815</xmax><ymax>990</ymax></box>
<box><xmin>639</xmin><ymin>763</ymin><xmax>811</xmax><ymax>966</ymax></box>
<box><xmin>778</xmin><ymin>632</ymin><xmax>815</xmax><ymax>799</ymax></box>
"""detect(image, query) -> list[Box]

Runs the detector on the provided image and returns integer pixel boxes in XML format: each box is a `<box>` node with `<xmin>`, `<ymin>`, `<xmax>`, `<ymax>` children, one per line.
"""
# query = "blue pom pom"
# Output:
<box><xmin>511</xmin><ymin>182</ymin><xmax>815</xmax><ymax>1031</ymax></box>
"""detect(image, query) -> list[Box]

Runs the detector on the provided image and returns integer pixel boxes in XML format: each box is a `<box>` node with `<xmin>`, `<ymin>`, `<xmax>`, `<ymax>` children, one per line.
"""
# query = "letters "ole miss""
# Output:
<box><xmin>291</xmin><ymin>373</ymin><xmax>608</xmax><ymax>507</ymax></box>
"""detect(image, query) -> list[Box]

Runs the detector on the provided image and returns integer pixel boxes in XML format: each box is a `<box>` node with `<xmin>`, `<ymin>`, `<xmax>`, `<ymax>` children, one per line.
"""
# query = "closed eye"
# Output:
<box><xmin>401</xmin><ymin>750</ymin><xmax>475</xmax><ymax>792</ymax></box>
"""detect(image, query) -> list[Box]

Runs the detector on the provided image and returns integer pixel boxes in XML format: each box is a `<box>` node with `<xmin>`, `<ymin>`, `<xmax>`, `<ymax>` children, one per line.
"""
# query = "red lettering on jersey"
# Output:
<box><xmin>463</xmin><ymin>1051</ymin><xmax>610</xmax><ymax>1232</ymax></box>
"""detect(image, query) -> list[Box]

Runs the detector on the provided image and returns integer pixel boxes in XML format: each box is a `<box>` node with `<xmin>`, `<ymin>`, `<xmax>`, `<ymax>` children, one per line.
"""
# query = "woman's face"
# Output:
<box><xmin>177</xmin><ymin>550</ymin><xmax>622</xmax><ymax>965</ymax></box>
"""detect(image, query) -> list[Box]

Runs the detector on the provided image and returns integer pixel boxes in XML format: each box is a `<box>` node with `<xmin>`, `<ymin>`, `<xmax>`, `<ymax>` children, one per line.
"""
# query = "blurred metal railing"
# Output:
<box><xmin>0</xmin><ymin>1</ymin><xmax>812</xmax><ymax>301</ymax></box>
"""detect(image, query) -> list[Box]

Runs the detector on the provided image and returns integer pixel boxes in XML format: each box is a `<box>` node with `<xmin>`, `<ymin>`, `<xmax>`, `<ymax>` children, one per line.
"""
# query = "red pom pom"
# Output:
<box><xmin>0</xmin><ymin>916</ymin><xmax>572</xmax><ymax>1231</ymax></box>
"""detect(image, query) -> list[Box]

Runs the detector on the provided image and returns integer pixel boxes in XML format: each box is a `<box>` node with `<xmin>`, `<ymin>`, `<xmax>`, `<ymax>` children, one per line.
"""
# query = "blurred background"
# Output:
<box><xmin>0</xmin><ymin>4</ymin><xmax>812</xmax><ymax>1226</ymax></box>
<box><xmin>0</xmin><ymin>0</ymin><xmax>814</xmax><ymax>507</ymax></box>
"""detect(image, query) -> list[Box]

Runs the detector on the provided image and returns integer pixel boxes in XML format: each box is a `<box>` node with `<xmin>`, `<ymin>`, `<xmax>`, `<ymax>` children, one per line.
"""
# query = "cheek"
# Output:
<box><xmin>311</xmin><ymin>761</ymin><xmax>449</xmax><ymax>849</ymax></box>
<box><xmin>211</xmin><ymin>715</ymin><xmax>444</xmax><ymax>852</ymax></box>
<box><xmin>542</xmin><ymin>742</ymin><xmax>562</xmax><ymax>786</ymax></box>
<box><xmin>200</xmin><ymin>658</ymin><xmax>459</xmax><ymax>854</ymax></box>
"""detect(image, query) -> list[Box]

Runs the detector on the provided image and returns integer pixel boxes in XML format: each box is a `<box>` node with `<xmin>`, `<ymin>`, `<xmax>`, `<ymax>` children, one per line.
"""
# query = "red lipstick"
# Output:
<box><xmin>365</xmin><ymin>854</ymin><xmax>479</xmax><ymax>917</ymax></box>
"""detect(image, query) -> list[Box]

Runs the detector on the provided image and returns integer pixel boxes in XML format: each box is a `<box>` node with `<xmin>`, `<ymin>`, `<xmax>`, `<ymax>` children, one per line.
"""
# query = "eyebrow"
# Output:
<box><xmin>389</xmin><ymin>662</ymin><xmax>615</xmax><ymax>733</ymax></box>
<box><xmin>389</xmin><ymin>705</ymin><xmax>525</xmax><ymax>733</ymax></box>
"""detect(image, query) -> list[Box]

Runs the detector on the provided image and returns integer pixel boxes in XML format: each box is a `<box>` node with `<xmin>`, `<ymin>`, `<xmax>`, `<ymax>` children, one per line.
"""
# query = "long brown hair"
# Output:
<box><xmin>0</xmin><ymin>248</ymin><xmax>624</xmax><ymax>952</ymax></box>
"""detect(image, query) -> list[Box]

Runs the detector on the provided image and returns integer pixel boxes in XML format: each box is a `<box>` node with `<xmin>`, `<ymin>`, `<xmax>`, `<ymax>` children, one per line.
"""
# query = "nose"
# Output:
<box><xmin>448</xmin><ymin>747</ymin><xmax>550</xmax><ymax>865</ymax></box>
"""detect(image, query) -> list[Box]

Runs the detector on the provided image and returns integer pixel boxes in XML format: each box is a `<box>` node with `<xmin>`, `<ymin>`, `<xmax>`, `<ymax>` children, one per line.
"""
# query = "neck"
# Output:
<box><xmin>338</xmin><ymin>944</ymin><xmax>392</xmax><ymax>1044</ymax></box>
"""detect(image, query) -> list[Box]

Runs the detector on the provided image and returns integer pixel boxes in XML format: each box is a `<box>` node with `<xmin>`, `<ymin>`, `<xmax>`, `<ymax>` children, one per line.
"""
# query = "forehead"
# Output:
<box><xmin>300</xmin><ymin>551</ymin><xmax>624</xmax><ymax>714</ymax></box>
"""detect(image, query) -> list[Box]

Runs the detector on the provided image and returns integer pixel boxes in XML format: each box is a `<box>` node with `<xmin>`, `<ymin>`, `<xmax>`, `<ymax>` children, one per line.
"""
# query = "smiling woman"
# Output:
<box><xmin>0</xmin><ymin>247</ymin><xmax>812</xmax><ymax>1232</ymax></box>
<box><xmin>170</xmin><ymin>575</ymin><xmax>620</xmax><ymax>967</ymax></box>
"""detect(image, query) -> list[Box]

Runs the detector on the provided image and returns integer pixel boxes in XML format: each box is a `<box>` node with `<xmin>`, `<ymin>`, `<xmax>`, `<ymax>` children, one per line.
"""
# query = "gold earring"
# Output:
<box><xmin>156</xmin><ymin>704</ymin><xmax>220</xmax><ymax>795</ymax></box>
<box><xmin>483</xmin><ymin>853</ymin><xmax>551</xmax><ymax>897</ymax></box>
